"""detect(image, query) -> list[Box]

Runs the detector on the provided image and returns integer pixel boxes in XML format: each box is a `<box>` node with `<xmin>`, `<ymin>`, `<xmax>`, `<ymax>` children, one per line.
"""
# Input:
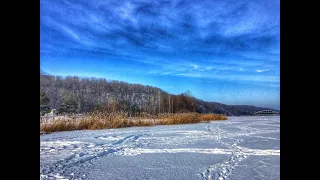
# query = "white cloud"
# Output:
<box><xmin>174</xmin><ymin>72</ymin><xmax>279</xmax><ymax>83</ymax></box>
<box><xmin>61</xmin><ymin>26</ymin><xmax>80</xmax><ymax>41</ymax></box>
<box><xmin>188</xmin><ymin>64</ymin><xmax>199</xmax><ymax>70</ymax></box>
<box><xmin>256</xmin><ymin>69</ymin><xmax>270</xmax><ymax>73</ymax></box>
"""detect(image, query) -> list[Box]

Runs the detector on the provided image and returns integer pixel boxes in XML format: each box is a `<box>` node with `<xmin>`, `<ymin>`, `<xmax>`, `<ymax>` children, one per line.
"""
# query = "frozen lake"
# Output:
<box><xmin>40</xmin><ymin>116</ymin><xmax>280</xmax><ymax>180</ymax></box>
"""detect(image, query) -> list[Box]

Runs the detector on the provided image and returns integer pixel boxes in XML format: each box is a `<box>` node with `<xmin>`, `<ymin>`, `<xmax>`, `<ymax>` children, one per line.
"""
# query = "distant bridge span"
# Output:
<box><xmin>252</xmin><ymin>110</ymin><xmax>280</xmax><ymax>116</ymax></box>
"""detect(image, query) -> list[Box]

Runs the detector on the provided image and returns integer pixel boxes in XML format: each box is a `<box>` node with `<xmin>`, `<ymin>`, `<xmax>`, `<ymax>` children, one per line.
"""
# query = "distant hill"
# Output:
<box><xmin>40</xmin><ymin>73</ymin><xmax>277</xmax><ymax>116</ymax></box>
<box><xmin>194</xmin><ymin>99</ymin><xmax>275</xmax><ymax>116</ymax></box>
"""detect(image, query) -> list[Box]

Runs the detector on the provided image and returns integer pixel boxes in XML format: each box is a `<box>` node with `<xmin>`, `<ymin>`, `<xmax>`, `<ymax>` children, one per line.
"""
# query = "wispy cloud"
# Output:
<box><xmin>61</xmin><ymin>25</ymin><xmax>80</xmax><ymax>41</ymax></box>
<box><xmin>174</xmin><ymin>72</ymin><xmax>279</xmax><ymax>83</ymax></box>
<box><xmin>40</xmin><ymin>0</ymin><xmax>279</xmax><ymax>58</ymax></box>
<box><xmin>256</xmin><ymin>69</ymin><xmax>270</xmax><ymax>73</ymax></box>
<box><xmin>187</xmin><ymin>64</ymin><xmax>199</xmax><ymax>71</ymax></box>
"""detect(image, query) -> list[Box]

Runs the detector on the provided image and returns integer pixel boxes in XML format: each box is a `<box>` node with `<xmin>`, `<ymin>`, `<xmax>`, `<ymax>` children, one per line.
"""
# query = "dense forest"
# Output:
<box><xmin>40</xmin><ymin>72</ymin><xmax>275</xmax><ymax>116</ymax></box>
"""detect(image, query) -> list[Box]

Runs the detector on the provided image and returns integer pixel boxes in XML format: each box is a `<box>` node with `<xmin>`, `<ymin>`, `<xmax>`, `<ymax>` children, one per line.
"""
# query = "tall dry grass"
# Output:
<box><xmin>197</xmin><ymin>113</ymin><xmax>227</xmax><ymax>121</ymax></box>
<box><xmin>157</xmin><ymin>113</ymin><xmax>227</xmax><ymax>125</ymax></box>
<box><xmin>40</xmin><ymin>112</ymin><xmax>227</xmax><ymax>133</ymax></box>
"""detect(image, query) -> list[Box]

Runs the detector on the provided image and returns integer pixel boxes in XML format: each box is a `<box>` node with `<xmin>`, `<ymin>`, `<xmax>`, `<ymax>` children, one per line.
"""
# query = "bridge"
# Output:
<box><xmin>252</xmin><ymin>110</ymin><xmax>280</xmax><ymax>116</ymax></box>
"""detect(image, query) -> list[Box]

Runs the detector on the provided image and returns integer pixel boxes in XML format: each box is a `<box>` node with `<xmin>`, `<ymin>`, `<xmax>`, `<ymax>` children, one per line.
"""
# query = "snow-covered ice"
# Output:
<box><xmin>40</xmin><ymin>116</ymin><xmax>280</xmax><ymax>180</ymax></box>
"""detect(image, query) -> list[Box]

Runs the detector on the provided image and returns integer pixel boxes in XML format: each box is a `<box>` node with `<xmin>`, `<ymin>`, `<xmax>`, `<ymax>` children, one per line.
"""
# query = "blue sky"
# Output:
<box><xmin>40</xmin><ymin>0</ymin><xmax>280</xmax><ymax>110</ymax></box>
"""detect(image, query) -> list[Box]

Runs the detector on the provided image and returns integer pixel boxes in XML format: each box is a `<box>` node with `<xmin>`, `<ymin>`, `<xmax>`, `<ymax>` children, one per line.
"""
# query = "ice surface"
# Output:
<box><xmin>40</xmin><ymin>116</ymin><xmax>280</xmax><ymax>180</ymax></box>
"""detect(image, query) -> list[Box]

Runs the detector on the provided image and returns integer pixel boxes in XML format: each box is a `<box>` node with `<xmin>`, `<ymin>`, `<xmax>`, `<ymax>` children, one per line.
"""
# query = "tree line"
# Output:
<box><xmin>40</xmin><ymin>73</ymin><xmax>275</xmax><ymax>116</ymax></box>
<box><xmin>40</xmin><ymin>74</ymin><xmax>197</xmax><ymax>116</ymax></box>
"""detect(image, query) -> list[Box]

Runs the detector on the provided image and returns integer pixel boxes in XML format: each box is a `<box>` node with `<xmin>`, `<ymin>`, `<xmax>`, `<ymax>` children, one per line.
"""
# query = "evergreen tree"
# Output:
<box><xmin>58</xmin><ymin>94</ymin><xmax>78</xmax><ymax>114</ymax></box>
<box><xmin>40</xmin><ymin>91</ymin><xmax>51</xmax><ymax>115</ymax></box>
